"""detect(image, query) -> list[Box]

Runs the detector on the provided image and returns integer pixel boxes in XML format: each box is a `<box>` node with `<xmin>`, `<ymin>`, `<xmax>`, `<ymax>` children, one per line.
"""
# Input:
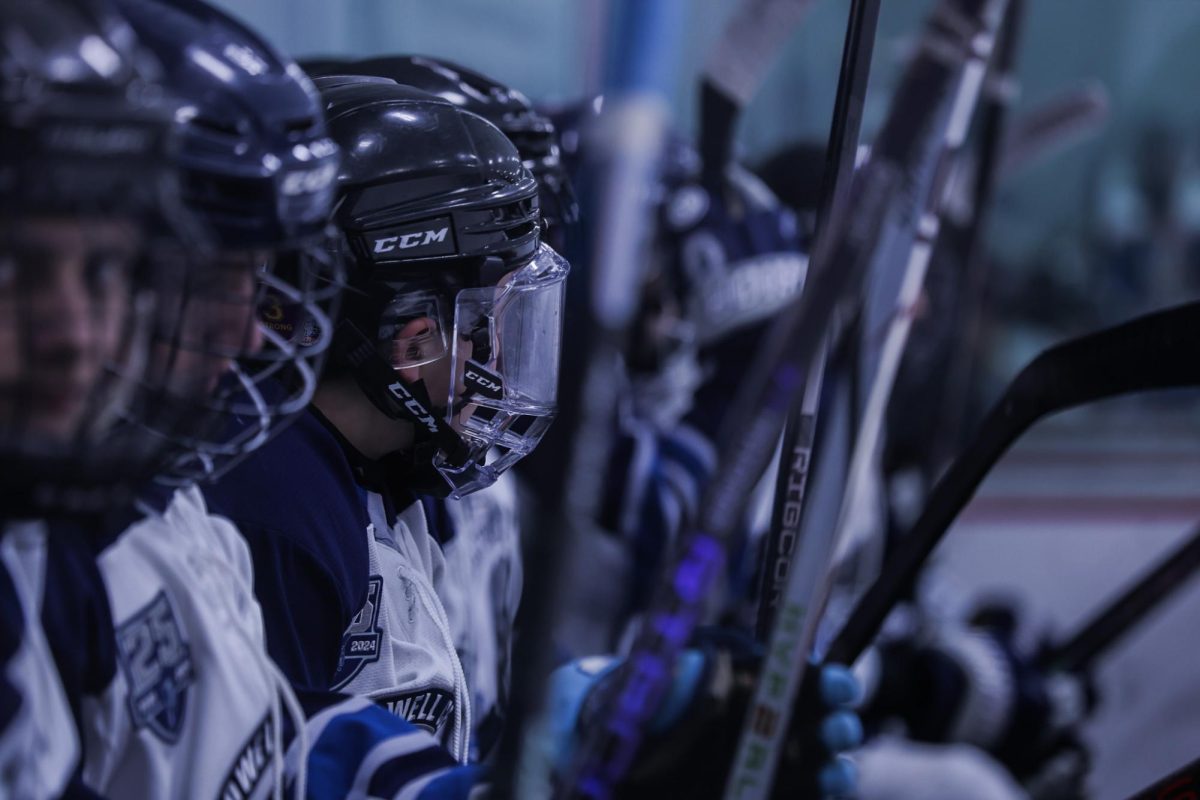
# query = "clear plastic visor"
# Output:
<box><xmin>449</xmin><ymin>243</ymin><xmax>569</xmax><ymax>416</ymax></box>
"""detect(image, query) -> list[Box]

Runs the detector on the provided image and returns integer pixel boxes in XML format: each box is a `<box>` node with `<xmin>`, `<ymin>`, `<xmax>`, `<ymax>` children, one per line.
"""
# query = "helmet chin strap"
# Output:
<box><xmin>332</xmin><ymin>319</ymin><xmax>471</xmax><ymax>472</ymax></box>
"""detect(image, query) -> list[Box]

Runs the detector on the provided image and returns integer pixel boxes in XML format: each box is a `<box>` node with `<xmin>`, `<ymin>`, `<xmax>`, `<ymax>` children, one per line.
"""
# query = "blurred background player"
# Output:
<box><xmin>16</xmin><ymin>0</ymin><xmax>376</xmax><ymax>796</ymax></box>
<box><xmin>0</xmin><ymin>0</ymin><xmax>187</xmax><ymax>795</ymax></box>
<box><xmin>26</xmin><ymin>1</ymin><xmax>520</xmax><ymax>796</ymax></box>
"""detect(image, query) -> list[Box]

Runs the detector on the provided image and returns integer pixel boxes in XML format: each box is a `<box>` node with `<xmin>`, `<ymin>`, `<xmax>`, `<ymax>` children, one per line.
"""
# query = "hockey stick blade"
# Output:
<box><xmin>1040</xmin><ymin>521</ymin><xmax>1200</xmax><ymax>674</ymax></box>
<box><xmin>827</xmin><ymin>299</ymin><xmax>1200</xmax><ymax>667</ymax></box>
<box><xmin>700</xmin><ymin>0</ymin><xmax>820</xmax><ymax>178</ymax></box>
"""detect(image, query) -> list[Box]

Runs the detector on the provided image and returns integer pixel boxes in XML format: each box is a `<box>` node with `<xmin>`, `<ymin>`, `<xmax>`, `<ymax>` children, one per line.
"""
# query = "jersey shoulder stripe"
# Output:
<box><xmin>284</xmin><ymin>694</ymin><xmax>477</xmax><ymax>800</ymax></box>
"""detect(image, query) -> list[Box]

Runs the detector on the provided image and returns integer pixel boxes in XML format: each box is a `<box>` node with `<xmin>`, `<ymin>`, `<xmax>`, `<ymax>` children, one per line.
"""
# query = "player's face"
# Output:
<box><xmin>0</xmin><ymin>216</ymin><xmax>140</xmax><ymax>442</ymax></box>
<box><xmin>153</xmin><ymin>249</ymin><xmax>266</xmax><ymax>395</ymax></box>
<box><xmin>396</xmin><ymin>269</ymin><xmax>516</xmax><ymax>422</ymax></box>
<box><xmin>393</xmin><ymin>314</ymin><xmax>461</xmax><ymax>417</ymax></box>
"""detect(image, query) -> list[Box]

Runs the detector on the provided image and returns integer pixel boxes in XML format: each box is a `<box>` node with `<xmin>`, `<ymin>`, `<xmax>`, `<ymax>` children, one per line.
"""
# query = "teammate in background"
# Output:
<box><xmin>0</xmin><ymin>1</ymin><xmax>187</xmax><ymax>794</ymax></box>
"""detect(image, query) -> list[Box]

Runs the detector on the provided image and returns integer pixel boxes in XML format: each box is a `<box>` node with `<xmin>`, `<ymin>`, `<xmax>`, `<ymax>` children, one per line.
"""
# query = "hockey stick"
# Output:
<box><xmin>826</xmin><ymin>299</ymin><xmax>1200</xmax><ymax>668</ymax></box>
<box><xmin>755</xmin><ymin>0</ymin><xmax>882</xmax><ymax>643</ymax></box>
<box><xmin>562</xmin><ymin>1</ymin><xmax>1010</xmax><ymax>797</ymax></box>
<box><xmin>728</xmin><ymin>2</ymin><xmax>1011</xmax><ymax>796</ymax></box>
<box><xmin>1124</xmin><ymin>754</ymin><xmax>1200</xmax><ymax>800</ymax></box>
<box><xmin>1040</xmin><ymin>522</ymin><xmax>1200</xmax><ymax>674</ymax></box>
<box><xmin>703</xmin><ymin>0</ymin><xmax>837</xmax><ymax>618</ymax></box>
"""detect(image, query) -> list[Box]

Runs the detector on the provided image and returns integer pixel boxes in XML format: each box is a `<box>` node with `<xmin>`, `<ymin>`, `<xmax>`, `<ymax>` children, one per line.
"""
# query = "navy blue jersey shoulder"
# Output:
<box><xmin>40</xmin><ymin>520</ymin><xmax>116</xmax><ymax>728</ymax></box>
<box><xmin>202</xmin><ymin>408</ymin><xmax>373</xmax><ymax>691</ymax></box>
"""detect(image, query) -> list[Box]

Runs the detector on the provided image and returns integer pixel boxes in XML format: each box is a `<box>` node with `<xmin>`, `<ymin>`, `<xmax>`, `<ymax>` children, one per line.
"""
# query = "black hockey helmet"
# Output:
<box><xmin>334</xmin><ymin>55</ymin><xmax>579</xmax><ymax>248</ymax></box>
<box><xmin>119</xmin><ymin>0</ymin><xmax>339</xmax><ymax>247</ymax></box>
<box><xmin>114</xmin><ymin>0</ymin><xmax>344</xmax><ymax>481</ymax></box>
<box><xmin>0</xmin><ymin>0</ymin><xmax>179</xmax><ymax>219</ymax></box>
<box><xmin>0</xmin><ymin>0</ymin><xmax>193</xmax><ymax>515</ymax></box>
<box><xmin>320</xmin><ymin>79</ymin><xmax>569</xmax><ymax>498</ymax></box>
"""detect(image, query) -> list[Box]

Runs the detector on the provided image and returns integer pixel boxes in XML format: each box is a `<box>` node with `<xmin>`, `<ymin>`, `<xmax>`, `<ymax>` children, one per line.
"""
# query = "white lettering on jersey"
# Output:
<box><xmin>218</xmin><ymin>713</ymin><xmax>274</xmax><ymax>800</ymax></box>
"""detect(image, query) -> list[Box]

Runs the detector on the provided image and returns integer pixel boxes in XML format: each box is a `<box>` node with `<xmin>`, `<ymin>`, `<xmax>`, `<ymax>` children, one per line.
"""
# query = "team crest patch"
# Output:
<box><xmin>115</xmin><ymin>591</ymin><xmax>194</xmax><ymax>744</ymax></box>
<box><xmin>332</xmin><ymin>576</ymin><xmax>383</xmax><ymax>689</ymax></box>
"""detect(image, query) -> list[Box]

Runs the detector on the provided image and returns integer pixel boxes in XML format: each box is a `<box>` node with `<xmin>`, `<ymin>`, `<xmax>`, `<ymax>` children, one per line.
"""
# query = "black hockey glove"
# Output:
<box><xmin>863</xmin><ymin>602</ymin><xmax>1096</xmax><ymax>798</ymax></box>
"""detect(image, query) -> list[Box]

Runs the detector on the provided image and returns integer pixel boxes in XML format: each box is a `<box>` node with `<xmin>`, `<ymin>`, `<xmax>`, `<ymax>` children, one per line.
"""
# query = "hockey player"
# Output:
<box><xmin>24</xmin><ymin>2</ymin><xmax>483</xmax><ymax>798</ymax></box>
<box><xmin>202</xmin><ymin>75</ymin><xmax>567</xmax><ymax>763</ymax></box>
<box><xmin>542</xmin><ymin>101</ymin><xmax>812</xmax><ymax>642</ymax></box>
<box><xmin>302</xmin><ymin>53</ymin><xmax>582</xmax><ymax>757</ymax></box>
<box><xmin>0</xmin><ymin>1</ymin><xmax>189</xmax><ymax>795</ymax></box>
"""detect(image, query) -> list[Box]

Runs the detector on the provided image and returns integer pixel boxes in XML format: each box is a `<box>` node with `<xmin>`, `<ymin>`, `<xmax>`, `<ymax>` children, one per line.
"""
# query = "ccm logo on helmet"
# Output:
<box><xmin>373</xmin><ymin>227</ymin><xmax>449</xmax><ymax>254</ymax></box>
<box><xmin>464</xmin><ymin>368</ymin><xmax>502</xmax><ymax>396</ymax></box>
<box><xmin>386</xmin><ymin>381</ymin><xmax>439</xmax><ymax>434</ymax></box>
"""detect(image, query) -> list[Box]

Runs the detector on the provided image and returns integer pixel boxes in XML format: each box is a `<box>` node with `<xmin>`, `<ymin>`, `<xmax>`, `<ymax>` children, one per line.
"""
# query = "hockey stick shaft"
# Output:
<box><xmin>756</xmin><ymin>0</ymin><xmax>881</xmax><ymax>642</ymax></box>
<box><xmin>827</xmin><ymin>299</ymin><xmax>1200</xmax><ymax>667</ymax></box>
<box><xmin>1041</xmin><ymin>522</ymin><xmax>1200</xmax><ymax>674</ymax></box>
<box><xmin>728</xmin><ymin>3</ymin><xmax>1008</xmax><ymax>796</ymax></box>
<box><xmin>934</xmin><ymin>0</ymin><xmax>1026</xmax><ymax>467</ymax></box>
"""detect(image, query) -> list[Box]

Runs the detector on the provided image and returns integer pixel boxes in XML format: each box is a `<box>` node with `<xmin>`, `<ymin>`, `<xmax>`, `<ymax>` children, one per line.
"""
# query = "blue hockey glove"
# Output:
<box><xmin>526</xmin><ymin>631</ymin><xmax>862</xmax><ymax>799</ymax></box>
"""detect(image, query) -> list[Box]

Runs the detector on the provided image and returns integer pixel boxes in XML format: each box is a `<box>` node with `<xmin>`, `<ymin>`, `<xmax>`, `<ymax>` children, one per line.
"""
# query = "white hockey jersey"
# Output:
<box><xmin>331</xmin><ymin>489</ymin><xmax>473</xmax><ymax>763</ymax></box>
<box><xmin>0</xmin><ymin>522</ymin><xmax>79</xmax><ymax>800</ymax></box>
<box><xmin>438</xmin><ymin>472</ymin><xmax>523</xmax><ymax>761</ymax></box>
<box><xmin>32</xmin><ymin>483</ymin><xmax>491</xmax><ymax>799</ymax></box>
<box><xmin>201</xmin><ymin>409</ymin><xmax>521</xmax><ymax>764</ymax></box>
<box><xmin>80</xmin><ymin>486</ymin><xmax>296</xmax><ymax>799</ymax></box>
